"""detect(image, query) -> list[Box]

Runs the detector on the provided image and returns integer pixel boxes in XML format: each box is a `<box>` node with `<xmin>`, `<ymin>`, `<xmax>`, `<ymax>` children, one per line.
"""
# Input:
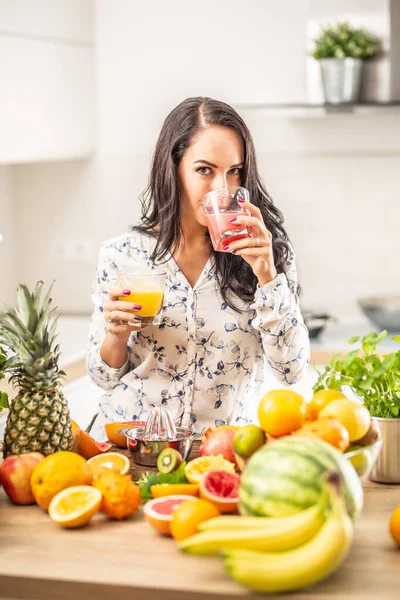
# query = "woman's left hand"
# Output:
<box><xmin>223</xmin><ymin>201</ymin><xmax>278</xmax><ymax>286</ymax></box>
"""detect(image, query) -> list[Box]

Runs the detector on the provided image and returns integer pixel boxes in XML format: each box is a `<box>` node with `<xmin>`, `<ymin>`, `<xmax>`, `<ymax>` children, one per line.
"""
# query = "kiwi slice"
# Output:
<box><xmin>157</xmin><ymin>448</ymin><xmax>183</xmax><ymax>473</ymax></box>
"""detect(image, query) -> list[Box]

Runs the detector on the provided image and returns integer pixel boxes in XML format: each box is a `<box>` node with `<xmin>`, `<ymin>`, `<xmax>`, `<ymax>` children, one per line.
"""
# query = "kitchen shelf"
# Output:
<box><xmin>235</xmin><ymin>101</ymin><xmax>400</xmax><ymax>118</ymax></box>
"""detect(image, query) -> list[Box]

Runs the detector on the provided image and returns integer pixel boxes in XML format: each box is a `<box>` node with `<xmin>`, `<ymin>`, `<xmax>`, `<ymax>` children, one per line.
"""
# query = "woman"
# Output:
<box><xmin>87</xmin><ymin>97</ymin><xmax>310</xmax><ymax>437</ymax></box>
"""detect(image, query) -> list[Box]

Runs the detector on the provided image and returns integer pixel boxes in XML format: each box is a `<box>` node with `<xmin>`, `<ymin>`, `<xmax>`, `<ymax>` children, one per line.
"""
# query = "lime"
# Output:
<box><xmin>234</xmin><ymin>424</ymin><xmax>266</xmax><ymax>459</ymax></box>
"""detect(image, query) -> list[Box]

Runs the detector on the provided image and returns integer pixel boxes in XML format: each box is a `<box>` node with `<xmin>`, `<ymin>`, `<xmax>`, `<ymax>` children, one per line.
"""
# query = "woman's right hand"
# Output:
<box><xmin>103</xmin><ymin>287</ymin><xmax>142</xmax><ymax>341</ymax></box>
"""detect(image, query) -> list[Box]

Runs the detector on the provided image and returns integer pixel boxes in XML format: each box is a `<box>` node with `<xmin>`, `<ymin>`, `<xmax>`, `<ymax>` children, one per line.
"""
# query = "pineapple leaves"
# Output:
<box><xmin>0</xmin><ymin>281</ymin><xmax>63</xmax><ymax>390</ymax></box>
<box><xmin>16</xmin><ymin>284</ymin><xmax>34</xmax><ymax>329</ymax></box>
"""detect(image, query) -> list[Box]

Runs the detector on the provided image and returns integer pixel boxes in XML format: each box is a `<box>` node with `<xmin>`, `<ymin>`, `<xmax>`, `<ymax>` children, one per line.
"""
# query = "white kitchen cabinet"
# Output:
<box><xmin>0</xmin><ymin>0</ymin><xmax>93</xmax><ymax>43</ymax></box>
<box><xmin>0</xmin><ymin>0</ymin><xmax>94</xmax><ymax>164</ymax></box>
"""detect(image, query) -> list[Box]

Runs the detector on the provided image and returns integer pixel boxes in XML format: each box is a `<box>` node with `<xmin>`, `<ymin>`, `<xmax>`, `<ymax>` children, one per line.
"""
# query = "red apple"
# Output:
<box><xmin>0</xmin><ymin>452</ymin><xmax>45</xmax><ymax>505</ymax></box>
<box><xmin>200</xmin><ymin>428</ymin><xmax>237</xmax><ymax>465</ymax></box>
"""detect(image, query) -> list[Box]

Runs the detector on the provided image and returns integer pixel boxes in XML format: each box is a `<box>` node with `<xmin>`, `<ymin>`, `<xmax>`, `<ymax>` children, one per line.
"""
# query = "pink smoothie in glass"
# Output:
<box><xmin>204</xmin><ymin>211</ymin><xmax>250</xmax><ymax>252</ymax></box>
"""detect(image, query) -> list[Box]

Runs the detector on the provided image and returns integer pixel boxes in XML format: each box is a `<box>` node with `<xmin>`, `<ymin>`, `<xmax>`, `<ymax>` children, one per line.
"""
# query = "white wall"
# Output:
<box><xmin>10</xmin><ymin>0</ymin><xmax>400</xmax><ymax>318</ymax></box>
<box><xmin>0</xmin><ymin>167</ymin><xmax>17</xmax><ymax>304</ymax></box>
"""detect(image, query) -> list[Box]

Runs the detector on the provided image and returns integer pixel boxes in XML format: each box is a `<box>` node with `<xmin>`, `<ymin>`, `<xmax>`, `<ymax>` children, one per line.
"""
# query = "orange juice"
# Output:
<box><xmin>119</xmin><ymin>286</ymin><xmax>164</xmax><ymax>318</ymax></box>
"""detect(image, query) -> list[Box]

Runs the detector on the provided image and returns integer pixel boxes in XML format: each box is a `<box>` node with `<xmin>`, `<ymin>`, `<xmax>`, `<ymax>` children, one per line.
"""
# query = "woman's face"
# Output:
<box><xmin>177</xmin><ymin>125</ymin><xmax>244</xmax><ymax>228</ymax></box>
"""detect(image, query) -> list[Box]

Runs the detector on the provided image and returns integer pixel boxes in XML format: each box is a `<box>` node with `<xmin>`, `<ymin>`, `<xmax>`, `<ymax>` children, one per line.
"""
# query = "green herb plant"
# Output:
<box><xmin>134</xmin><ymin>462</ymin><xmax>189</xmax><ymax>503</ymax></box>
<box><xmin>313</xmin><ymin>331</ymin><xmax>400</xmax><ymax>418</ymax></box>
<box><xmin>311</xmin><ymin>21</ymin><xmax>380</xmax><ymax>60</ymax></box>
<box><xmin>0</xmin><ymin>346</ymin><xmax>9</xmax><ymax>413</ymax></box>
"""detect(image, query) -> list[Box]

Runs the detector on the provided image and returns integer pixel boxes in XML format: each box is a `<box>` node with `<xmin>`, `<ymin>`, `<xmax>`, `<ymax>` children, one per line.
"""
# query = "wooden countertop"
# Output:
<box><xmin>0</xmin><ymin>477</ymin><xmax>399</xmax><ymax>600</ymax></box>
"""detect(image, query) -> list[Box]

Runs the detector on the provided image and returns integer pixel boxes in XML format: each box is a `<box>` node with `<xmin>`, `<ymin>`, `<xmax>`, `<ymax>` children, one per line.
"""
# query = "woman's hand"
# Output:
<box><xmin>103</xmin><ymin>287</ymin><xmax>142</xmax><ymax>341</ymax></box>
<box><xmin>223</xmin><ymin>201</ymin><xmax>278</xmax><ymax>286</ymax></box>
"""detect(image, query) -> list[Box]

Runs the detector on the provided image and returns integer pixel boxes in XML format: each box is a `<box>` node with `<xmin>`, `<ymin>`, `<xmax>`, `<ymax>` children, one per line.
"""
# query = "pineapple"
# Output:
<box><xmin>0</xmin><ymin>281</ymin><xmax>73</xmax><ymax>457</ymax></box>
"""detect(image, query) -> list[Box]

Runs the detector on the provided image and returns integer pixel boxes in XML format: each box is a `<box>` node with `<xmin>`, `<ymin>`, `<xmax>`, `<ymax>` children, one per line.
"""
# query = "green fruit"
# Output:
<box><xmin>157</xmin><ymin>448</ymin><xmax>183</xmax><ymax>473</ymax></box>
<box><xmin>234</xmin><ymin>425</ymin><xmax>266</xmax><ymax>459</ymax></box>
<box><xmin>239</xmin><ymin>436</ymin><xmax>363</xmax><ymax>521</ymax></box>
<box><xmin>344</xmin><ymin>444</ymin><xmax>372</xmax><ymax>477</ymax></box>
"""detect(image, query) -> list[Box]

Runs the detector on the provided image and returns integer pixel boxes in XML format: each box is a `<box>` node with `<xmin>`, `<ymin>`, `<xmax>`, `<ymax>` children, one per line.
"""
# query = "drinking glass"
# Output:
<box><xmin>201</xmin><ymin>186</ymin><xmax>251</xmax><ymax>252</ymax></box>
<box><xmin>117</xmin><ymin>271</ymin><xmax>166</xmax><ymax>326</ymax></box>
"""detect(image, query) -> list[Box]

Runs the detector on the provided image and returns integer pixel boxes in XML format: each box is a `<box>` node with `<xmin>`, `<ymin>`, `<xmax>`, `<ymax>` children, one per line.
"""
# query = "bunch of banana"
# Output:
<box><xmin>178</xmin><ymin>490</ymin><xmax>328</xmax><ymax>556</ymax></box>
<box><xmin>179</xmin><ymin>478</ymin><xmax>354</xmax><ymax>593</ymax></box>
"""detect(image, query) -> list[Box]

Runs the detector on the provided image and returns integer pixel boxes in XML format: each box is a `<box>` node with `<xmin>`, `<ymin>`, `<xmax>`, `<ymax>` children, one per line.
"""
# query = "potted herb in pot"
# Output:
<box><xmin>311</xmin><ymin>21</ymin><xmax>380</xmax><ymax>105</ymax></box>
<box><xmin>313</xmin><ymin>330</ymin><xmax>400</xmax><ymax>483</ymax></box>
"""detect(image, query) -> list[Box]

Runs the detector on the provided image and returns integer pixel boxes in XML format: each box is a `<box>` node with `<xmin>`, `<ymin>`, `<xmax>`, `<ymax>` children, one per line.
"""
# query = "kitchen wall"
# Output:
<box><xmin>0</xmin><ymin>167</ymin><xmax>16</xmax><ymax>304</ymax></box>
<box><xmin>8</xmin><ymin>0</ymin><xmax>400</xmax><ymax>318</ymax></box>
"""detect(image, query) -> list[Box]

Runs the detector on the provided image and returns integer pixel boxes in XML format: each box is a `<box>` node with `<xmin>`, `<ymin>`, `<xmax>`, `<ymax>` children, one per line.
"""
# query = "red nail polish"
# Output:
<box><xmin>229</xmin><ymin>217</ymin><xmax>237</xmax><ymax>222</ymax></box>
<box><xmin>223</xmin><ymin>244</ymin><xmax>229</xmax><ymax>250</ymax></box>
<box><xmin>238</xmin><ymin>198</ymin><xmax>245</xmax><ymax>203</ymax></box>
<box><xmin>123</xmin><ymin>289</ymin><xmax>131</xmax><ymax>295</ymax></box>
<box><xmin>134</xmin><ymin>304</ymin><xmax>142</xmax><ymax>310</ymax></box>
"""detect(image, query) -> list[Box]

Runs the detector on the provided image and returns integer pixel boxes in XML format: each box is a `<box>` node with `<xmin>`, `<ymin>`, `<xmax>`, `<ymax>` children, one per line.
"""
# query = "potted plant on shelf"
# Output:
<box><xmin>310</xmin><ymin>21</ymin><xmax>380</xmax><ymax>105</ymax></box>
<box><xmin>313</xmin><ymin>330</ymin><xmax>400</xmax><ymax>483</ymax></box>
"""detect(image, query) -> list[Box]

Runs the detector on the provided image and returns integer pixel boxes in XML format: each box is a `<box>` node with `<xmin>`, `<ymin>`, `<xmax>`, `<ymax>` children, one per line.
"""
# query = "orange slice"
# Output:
<box><xmin>143</xmin><ymin>495</ymin><xmax>198</xmax><ymax>535</ymax></box>
<box><xmin>48</xmin><ymin>485</ymin><xmax>102</xmax><ymax>528</ymax></box>
<box><xmin>87</xmin><ymin>452</ymin><xmax>130</xmax><ymax>476</ymax></box>
<box><xmin>184</xmin><ymin>455</ymin><xmax>235</xmax><ymax>484</ymax></box>
<box><xmin>150</xmin><ymin>484</ymin><xmax>199</xmax><ymax>498</ymax></box>
<box><xmin>104</xmin><ymin>421</ymin><xmax>146</xmax><ymax>447</ymax></box>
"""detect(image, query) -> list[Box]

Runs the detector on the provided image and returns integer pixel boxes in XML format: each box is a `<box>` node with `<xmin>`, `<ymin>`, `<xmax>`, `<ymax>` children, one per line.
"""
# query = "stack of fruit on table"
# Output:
<box><xmin>139</xmin><ymin>388</ymin><xmax>378</xmax><ymax>593</ymax></box>
<box><xmin>1</xmin><ymin>282</ymin><xmax>400</xmax><ymax>595</ymax></box>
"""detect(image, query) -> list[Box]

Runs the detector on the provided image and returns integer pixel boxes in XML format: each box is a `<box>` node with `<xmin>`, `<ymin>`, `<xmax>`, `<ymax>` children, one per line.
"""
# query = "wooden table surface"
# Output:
<box><xmin>0</xmin><ymin>453</ymin><xmax>399</xmax><ymax>600</ymax></box>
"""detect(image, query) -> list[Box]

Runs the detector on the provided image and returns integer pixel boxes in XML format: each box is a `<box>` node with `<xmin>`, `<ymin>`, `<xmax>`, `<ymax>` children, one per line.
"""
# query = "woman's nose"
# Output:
<box><xmin>212</xmin><ymin>173</ymin><xmax>228</xmax><ymax>190</ymax></box>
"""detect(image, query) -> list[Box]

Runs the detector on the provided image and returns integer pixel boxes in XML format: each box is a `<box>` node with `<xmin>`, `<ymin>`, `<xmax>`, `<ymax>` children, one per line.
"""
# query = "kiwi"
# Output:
<box><xmin>157</xmin><ymin>448</ymin><xmax>183</xmax><ymax>473</ymax></box>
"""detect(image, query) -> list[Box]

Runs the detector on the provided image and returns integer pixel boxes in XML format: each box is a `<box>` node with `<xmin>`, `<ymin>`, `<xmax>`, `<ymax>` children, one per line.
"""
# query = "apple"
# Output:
<box><xmin>0</xmin><ymin>452</ymin><xmax>45</xmax><ymax>505</ymax></box>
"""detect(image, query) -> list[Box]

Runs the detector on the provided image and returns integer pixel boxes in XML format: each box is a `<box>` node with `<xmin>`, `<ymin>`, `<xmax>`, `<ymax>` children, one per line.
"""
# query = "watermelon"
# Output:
<box><xmin>239</xmin><ymin>436</ymin><xmax>363</xmax><ymax>521</ymax></box>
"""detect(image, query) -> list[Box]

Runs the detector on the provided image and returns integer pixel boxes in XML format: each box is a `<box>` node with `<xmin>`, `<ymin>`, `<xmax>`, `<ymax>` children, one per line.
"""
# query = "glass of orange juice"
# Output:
<box><xmin>117</xmin><ymin>271</ymin><xmax>166</xmax><ymax>326</ymax></box>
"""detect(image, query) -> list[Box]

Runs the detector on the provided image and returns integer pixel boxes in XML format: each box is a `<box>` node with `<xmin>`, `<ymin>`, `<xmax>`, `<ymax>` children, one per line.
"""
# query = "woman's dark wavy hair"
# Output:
<box><xmin>133</xmin><ymin>96</ymin><xmax>294</xmax><ymax>311</ymax></box>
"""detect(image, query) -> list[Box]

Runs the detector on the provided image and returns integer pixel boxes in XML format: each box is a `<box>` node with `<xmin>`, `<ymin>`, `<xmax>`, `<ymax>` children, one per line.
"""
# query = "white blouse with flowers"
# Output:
<box><xmin>86</xmin><ymin>231</ymin><xmax>310</xmax><ymax>435</ymax></box>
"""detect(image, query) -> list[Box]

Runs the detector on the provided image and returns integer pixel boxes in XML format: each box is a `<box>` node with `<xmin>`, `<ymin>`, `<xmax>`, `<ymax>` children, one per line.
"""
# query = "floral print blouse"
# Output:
<box><xmin>86</xmin><ymin>231</ymin><xmax>310</xmax><ymax>434</ymax></box>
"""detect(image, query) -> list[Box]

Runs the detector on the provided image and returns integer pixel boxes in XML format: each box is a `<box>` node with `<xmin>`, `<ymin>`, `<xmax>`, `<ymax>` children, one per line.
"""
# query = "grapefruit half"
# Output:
<box><xmin>199</xmin><ymin>470</ymin><xmax>240</xmax><ymax>513</ymax></box>
<box><xmin>143</xmin><ymin>495</ymin><xmax>198</xmax><ymax>536</ymax></box>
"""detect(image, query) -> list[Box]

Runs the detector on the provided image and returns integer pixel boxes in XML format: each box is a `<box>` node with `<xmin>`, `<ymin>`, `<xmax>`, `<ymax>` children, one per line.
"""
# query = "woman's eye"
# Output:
<box><xmin>196</xmin><ymin>166</ymin><xmax>211</xmax><ymax>175</ymax></box>
<box><xmin>228</xmin><ymin>168</ymin><xmax>242</xmax><ymax>175</ymax></box>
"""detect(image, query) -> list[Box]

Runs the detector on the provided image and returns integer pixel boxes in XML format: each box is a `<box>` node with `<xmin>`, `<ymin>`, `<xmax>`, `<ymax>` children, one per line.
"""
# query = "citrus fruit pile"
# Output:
<box><xmin>0</xmin><ymin>448</ymin><xmax>142</xmax><ymax>529</ymax></box>
<box><xmin>256</xmin><ymin>388</ymin><xmax>371</xmax><ymax>453</ymax></box>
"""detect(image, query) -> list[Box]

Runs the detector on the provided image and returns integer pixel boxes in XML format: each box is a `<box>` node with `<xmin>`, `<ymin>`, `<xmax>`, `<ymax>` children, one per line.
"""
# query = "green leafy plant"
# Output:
<box><xmin>134</xmin><ymin>462</ymin><xmax>189</xmax><ymax>502</ymax></box>
<box><xmin>313</xmin><ymin>330</ymin><xmax>400</xmax><ymax>419</ymax></box>
<box><xmin>311</xmin><ymin>21</ymin><xmax>380</xmax><ymax>60</ymax></box>
<box><xmin>0</xmin><ymin>346</ymin><xmax>9</xmax><ymax>412</ymax></box>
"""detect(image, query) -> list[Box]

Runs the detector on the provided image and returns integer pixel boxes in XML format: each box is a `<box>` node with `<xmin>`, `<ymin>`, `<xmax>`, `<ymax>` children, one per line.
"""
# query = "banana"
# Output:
<box><xmin>198</xmin><ymin>499</ymin><xmax>327</xmax><ymax>533</ymax></box>
<box><xmin>178</xmin><ymin>491</ymin><xmax>328</xmax><ymax>556</ymax></box>
<box><xmin>222</xmin><ymin>483</ymin><xmax>354</xmax><ymax>593</ymax></box>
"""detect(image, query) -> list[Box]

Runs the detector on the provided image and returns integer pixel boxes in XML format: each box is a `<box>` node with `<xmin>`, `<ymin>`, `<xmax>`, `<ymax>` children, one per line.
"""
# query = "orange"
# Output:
<box><xmin>87</xmin><ymin>452</ymin><xmax>130</xmax><ymax>476</ymax></box>
<box><xmin>48</xmin><ymin>485</ymin><xmax>102</xmax><ymax>528</ymax></box>
<box><xmin>184</xmin><ymin>455</ymin><xmax>236</xmax><ymax>484</ymax></box>
<box><xmin>307</xmin><ymin>389</ymin><xmax>347</xmax><ymax>421</ymax></box>
<box><xmin>389</xmin><ymin>505</ymin><xmax>400</xmax><ymax>547</ymax></box>
<box><xmin>150</xmin><ymin>484</ymin><xmax>199</xmax><ymax>498</ymax></box>
<box><xmin>292</xmin><ymin>417</ymin><xmax>350</xmax><ymax>452</ymax></box>
<box><xmin>31</xmin><ymin>451</ymin><xmax>93</xmax><ymax>510</ymax></box>
<box><xmin>104</xmin><ymin>421</ymin><xmax>146</xmax><ymax>448</ymax></box>
<box><xmin>92</xmin><ymin>468</ymin><xmax>141</xmax><ymax>520</ymax></box>
<box><xmin>319</xmin><ymin>398</ymin><xmax>371</xmax><ymax>442</ymax></box>
<box><xmin>143</xmin><ymin>495</ymin><xmax>198</xmax><ymax>535</ymax></box>
<box><xmin>170</xmin><ymin>499</ymin><xmax>220</xmax><ymax>541</ymax></box>
<box><xmin>258</xmin><ymin>389</ymin><xmax>307</xmax><ymax>437</ymax></box>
